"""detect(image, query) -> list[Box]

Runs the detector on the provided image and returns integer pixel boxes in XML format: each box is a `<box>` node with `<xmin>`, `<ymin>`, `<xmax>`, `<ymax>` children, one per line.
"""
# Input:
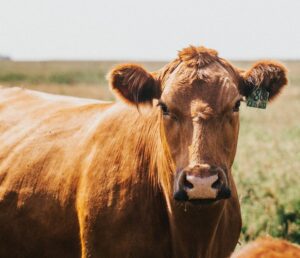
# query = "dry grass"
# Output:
<box><xmin>0</xmin><ymin>60</ymin><xmax>299</xmax><ymax>244</ymax></box>
<box><xmin>0</xmin><ymin>60</ymin><xmax>165</xmax><ymax>99</ymax></box>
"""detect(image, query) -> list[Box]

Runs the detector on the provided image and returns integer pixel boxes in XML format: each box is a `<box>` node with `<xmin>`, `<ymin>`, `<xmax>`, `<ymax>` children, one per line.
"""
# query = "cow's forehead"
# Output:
<box><xmin>161</xmin><ymin>61</ymin><xmax>241</xmax><ymax>115</ymax></box>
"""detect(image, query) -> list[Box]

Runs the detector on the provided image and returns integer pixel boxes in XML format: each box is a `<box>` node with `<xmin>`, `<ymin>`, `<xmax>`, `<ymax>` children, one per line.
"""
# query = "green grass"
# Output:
<box><xmin>235</xmin><ymin>85</ymin><xmax>300</xmax><ymax>245</ymax></box>
<box><xmin>0</xmin><ymin>59</ymin><xmax>299</xmax><ymax>245</ymax></box>
<box><xmin>0</xmin><ymin>60</ymin><xmax>164</xmax><ymax>86</ymax></box>
<box><xmin>0</xmin><ymin>61</ymin><xmax>107</xmax><ymax>85</ymax></box>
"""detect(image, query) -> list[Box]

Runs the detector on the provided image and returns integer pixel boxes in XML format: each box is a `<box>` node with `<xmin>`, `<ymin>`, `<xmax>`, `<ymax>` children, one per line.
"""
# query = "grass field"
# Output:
<box><xmin>0</xmin><ymin>59</ymin><xmax>299</xmax><ymax>245</ymax></box>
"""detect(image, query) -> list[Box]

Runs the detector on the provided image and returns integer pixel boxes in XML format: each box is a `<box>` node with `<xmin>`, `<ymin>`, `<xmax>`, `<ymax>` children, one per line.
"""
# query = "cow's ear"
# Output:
<box><xmin>108</xmin><ymin>64</ymin><xmax>161</xmax><ymax>105</ymax></box>
<box><xmin>239</xmin><ymin>61</ymin><xmax>288</xmax><ymax>101</ymax></box>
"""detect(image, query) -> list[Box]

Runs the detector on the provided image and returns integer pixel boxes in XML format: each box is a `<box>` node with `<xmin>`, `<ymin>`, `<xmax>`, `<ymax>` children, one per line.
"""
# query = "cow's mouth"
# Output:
<box><xmin>173</xmin><ymin>187</ymin><xmax>231</xmax><ymax>206</ymax></box>
<box><xmin>188</xmin><ymin>198</ymin><xmax>218</xmax><ymax>206</ymax></box>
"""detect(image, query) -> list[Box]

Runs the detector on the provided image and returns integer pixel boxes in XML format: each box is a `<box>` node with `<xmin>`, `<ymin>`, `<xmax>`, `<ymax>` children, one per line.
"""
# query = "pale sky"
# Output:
<box><xmin>0</xmin><ymin>0</ymin><xmax>299</xmax><ymax>61</ymax></box>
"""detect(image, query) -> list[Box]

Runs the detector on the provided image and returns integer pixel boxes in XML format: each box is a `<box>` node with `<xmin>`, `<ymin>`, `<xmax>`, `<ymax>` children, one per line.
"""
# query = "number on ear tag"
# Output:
<box><xmin>246</xmin><ymin>87</ymin><xmax>269</xmax><ymax>109</ymax></box>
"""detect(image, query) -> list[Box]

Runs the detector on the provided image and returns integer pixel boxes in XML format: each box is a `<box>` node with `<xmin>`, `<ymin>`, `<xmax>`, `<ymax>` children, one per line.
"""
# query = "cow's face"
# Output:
<box><xmin>109</xmin><ymin>46</ymin><xmax>287</xmax><ymax>204</ymax></box>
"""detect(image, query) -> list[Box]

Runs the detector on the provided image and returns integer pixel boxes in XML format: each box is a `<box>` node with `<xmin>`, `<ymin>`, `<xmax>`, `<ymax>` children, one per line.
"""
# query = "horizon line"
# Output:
<box><xmin>2</xmin><ymin>58</ymin><xmax>300</xmax><ymax>63</ymax></box>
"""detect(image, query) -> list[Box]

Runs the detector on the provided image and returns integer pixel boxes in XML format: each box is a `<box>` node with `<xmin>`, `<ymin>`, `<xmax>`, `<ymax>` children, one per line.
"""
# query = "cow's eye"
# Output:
<box><xmin>233</xmin><ymin>100</ymin><xmax>241</xmax><ymax>112</ymax></box>
<box><xmin>157</xmin><ymin>101</ymin><xmax>170</xmax><ymax>115</ymax></box>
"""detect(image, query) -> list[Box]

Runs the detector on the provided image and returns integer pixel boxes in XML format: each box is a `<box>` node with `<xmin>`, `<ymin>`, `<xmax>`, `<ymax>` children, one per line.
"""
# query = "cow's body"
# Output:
<box><xmin>0</xmin><ymin>46</ymin><xmax>287</xmax><ymax>258</ymax></box>
<box><xmin>0</xmin><ymin>87</ymin><xmax>240</xmax><ymax>258</ymax></box>
<box><xmin>0</xmin><ymin>87</ymin><xmax>108</xmax><ymax>257</ymax></box>
<box><xmin>231</xmin><ymin>237</ymin><xmax>300</xmax><ymax>258</ymax></box>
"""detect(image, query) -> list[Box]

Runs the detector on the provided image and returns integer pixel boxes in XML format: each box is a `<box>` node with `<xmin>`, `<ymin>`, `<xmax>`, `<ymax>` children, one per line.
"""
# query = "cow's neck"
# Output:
<box><xmin>163</xmin><ymin>196</ymin><xmax>225</xmax><ymax>258</ymax></box>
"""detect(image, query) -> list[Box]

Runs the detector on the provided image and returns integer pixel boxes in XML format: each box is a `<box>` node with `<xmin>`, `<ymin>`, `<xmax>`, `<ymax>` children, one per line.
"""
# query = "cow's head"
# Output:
<box><xmin>109</xmin><ymin>46</ymin><xmax>287</xmax><ymax>205</ymax></box>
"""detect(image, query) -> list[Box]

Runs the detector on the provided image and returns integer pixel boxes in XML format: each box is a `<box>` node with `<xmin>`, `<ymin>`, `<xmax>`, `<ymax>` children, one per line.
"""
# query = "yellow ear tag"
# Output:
<box><xmin>246</xmin><ymin>87</ymin><xmax>269</xmax><ymax>109</ymax></box>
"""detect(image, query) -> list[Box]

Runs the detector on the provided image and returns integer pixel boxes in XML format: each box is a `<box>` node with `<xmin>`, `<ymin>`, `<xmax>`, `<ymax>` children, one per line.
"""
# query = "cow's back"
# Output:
<box><xmin>0</xmin><ymin>87</ymin><xmax>112</xmax><ymax>258</ymax></box>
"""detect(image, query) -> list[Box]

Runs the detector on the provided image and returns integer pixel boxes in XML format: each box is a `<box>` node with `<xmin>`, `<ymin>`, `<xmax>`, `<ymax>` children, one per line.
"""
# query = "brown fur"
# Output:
<box><xmin>241</xmin><ymin>61</ymin><xmax>288</xmax><ymax>101</ymax></box>
<box><xmin>0</xmin><ymin>45</ymin><xmax>287</xmax><ymax>258</ymax></box>
<box><xmin>109</xmin><ymin>64</ymin><xmax>160</xmax><ymax>105</ymax></box>
<box><xmin>178</xmin><ymin>45</ymin><xmax>219</xmax><ymax>68</ymax></box>
<box><xmin>231</xmin><ymin>237</ymin><xmax>300</xmax><ymax>258</ymax></box>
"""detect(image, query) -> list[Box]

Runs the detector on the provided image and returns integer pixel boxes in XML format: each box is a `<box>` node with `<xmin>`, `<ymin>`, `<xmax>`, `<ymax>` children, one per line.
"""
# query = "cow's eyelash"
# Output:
<box><xmin>233</xmin><ymin>100</ymin><xmax>241</xmax><ymax>112</ymax></box>
<box><xmin>157</xmin><ymin>101</ymin><xmax>169</xmax><ymax>114</ymax></box>
<box><xmin>233</xmin><ymin>98</ymin><xmax>243</xmax><ymax>112</ymax></box>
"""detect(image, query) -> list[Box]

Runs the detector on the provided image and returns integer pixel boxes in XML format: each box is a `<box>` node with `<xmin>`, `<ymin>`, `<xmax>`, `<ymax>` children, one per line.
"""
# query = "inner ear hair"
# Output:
<box><xmin>108</xmin><ymin>64</ymin><xmax>161</xmax><ymax>105</ymax></box>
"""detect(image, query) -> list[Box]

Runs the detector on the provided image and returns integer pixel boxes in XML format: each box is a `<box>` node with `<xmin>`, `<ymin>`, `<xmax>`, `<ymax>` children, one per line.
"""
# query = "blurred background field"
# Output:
<box><xmin>0</xmin><ymin>60</ymin><xmax>299</xmax><ymax>245</ymax></box>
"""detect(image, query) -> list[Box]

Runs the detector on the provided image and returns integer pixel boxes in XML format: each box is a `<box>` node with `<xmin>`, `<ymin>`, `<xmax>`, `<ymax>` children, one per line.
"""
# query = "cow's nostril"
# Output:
<box><xmin>211</xmin><ymin>177</ymin><xmax>221</xmax><ymax>189</ymax></box>
<box><xmin>183</xmin><ymin>177</ymin><xmax>194</xmax><ymax>189</ymax></box>
<box><xmin>217</xmin><ymin>186</ymin><xmax>231</xmax><ymax>199</ymax></box>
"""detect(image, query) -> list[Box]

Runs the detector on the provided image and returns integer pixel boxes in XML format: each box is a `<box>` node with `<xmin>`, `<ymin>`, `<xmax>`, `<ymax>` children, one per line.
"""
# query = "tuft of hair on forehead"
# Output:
<box><xmin>178</xmin><ymin>45</ymin><xmax>219</xmax><ymax>69</ymax></box>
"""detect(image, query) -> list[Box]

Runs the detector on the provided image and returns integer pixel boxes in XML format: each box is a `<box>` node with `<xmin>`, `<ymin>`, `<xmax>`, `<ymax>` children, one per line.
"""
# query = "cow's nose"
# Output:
<box><xmin>184</xmin><ymin>173</ymin><xmax>219</xmax><ymax>199</ymax></box>
<box><xmin>173</xmin><ymin>164</ymin><xmax>231</xmax><ymax>202</ymax></box>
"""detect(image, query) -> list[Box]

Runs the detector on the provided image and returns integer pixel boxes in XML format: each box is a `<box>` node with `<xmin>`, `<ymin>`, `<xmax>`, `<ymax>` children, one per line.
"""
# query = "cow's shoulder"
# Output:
<box><xmin>0</xmin><ymin>87</ymin><xmax>116</xmax><ymax>203</ymax></box>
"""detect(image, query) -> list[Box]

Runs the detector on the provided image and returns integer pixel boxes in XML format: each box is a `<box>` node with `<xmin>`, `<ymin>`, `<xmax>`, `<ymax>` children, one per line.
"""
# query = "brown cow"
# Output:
<box><xmin>231</xmin><ymin>237</ymin><xmax>300</xmax><ymax>258</ymax></box>
<box><xmin>0</xmin><ymin>46</ymin><xmax>287</xmax><ymax>258</ymax></box>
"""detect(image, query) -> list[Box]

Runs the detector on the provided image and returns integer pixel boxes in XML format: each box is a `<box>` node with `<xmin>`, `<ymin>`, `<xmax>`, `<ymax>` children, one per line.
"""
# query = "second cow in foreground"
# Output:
<box><xmin>0</xmin><ymin>46</ymin><xmax>287</xmax><ymax>258</ymax></box>
<box><xmin>231</xmin><ymin>237</ymin><xmax>300</xmax><ymax>258</ymax></box>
